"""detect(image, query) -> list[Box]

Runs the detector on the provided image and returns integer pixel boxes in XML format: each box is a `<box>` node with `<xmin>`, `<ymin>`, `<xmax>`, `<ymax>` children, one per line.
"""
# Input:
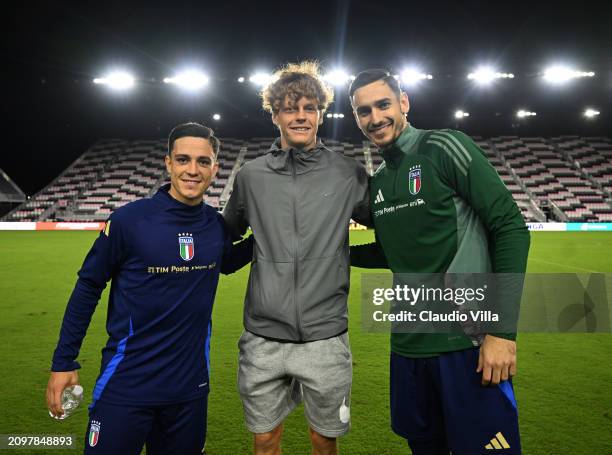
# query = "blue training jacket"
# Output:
<box><xmin>51</xmin><ymin>184</ymin><xmax>252</xmax><ymax>406</ymax></box>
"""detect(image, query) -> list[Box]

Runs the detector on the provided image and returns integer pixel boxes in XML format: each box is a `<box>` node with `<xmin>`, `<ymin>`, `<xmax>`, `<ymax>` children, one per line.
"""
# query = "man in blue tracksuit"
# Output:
<box><xmin>46</xmin><ymin>123</ymin><xmax>252</xmax><ymax>454</ymax></box>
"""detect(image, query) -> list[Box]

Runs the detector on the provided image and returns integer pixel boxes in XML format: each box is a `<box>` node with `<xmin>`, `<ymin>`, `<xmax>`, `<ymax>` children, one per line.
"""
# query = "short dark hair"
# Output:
<box><xmin>167</xmin><ymin>122</ymin><xmax>220</xmax><ymax>158</ymax></box>
<box><xmin>348</xmin><ymin>69</ymin><xmax>402</xmax><ymax>100</ymax></box>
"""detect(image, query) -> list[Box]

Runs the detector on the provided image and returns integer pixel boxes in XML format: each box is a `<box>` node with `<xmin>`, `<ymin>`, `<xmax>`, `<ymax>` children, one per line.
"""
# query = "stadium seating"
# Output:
<box><xmin>3</xmin><ymin>136</ymin><xmax>611</xmax><ymax>223</ymax></box>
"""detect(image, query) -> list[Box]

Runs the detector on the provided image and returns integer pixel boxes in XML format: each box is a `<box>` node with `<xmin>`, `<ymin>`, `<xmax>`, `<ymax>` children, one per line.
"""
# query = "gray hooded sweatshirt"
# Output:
<box><xmin>222</xmin><ymin>139</ymin><xmax>371</xmax><ymax>341</ymax></box>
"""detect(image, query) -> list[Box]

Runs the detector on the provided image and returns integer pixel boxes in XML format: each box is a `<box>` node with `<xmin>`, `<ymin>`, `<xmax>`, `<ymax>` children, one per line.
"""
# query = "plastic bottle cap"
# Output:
<box><xmin>72</xmin><ymin>385</ymin><xmax>84</xmax><ymax>397</ymax></box>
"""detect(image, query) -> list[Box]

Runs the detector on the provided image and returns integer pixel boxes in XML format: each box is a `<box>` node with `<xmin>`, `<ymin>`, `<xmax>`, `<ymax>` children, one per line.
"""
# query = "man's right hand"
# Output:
<box><xmin>46</xmin><ymin>371</ymin><xmax>80</xmax><ymax>418</ymax></box>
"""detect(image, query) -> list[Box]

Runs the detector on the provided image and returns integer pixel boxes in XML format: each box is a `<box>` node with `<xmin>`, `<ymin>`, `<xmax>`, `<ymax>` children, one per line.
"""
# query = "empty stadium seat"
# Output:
<box><xmin>4</xmin><ymin>135</ymin><xmax>611</xmax><ymax>223</ymax></box>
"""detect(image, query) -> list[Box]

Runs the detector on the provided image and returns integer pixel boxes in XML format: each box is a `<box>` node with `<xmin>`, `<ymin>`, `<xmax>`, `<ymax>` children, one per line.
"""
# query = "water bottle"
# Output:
<box><xmin>49</xmin><ymin>385</ymin><xmax>84</xmax><ymax>420</ymax></box>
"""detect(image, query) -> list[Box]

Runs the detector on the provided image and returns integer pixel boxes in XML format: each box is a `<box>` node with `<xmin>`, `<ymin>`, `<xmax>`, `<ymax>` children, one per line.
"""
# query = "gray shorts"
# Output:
<box><xmin>237</xmin><ymin>330</ymin><xmax>352</xmax><ymax>437</ymax></box>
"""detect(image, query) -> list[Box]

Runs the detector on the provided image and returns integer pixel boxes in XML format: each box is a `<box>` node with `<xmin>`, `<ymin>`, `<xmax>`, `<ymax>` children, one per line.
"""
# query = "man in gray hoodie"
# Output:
<box><xmin>223</xmin><ymin>61</ymin><xmax>371</xmax><ymax>455</ymax></box>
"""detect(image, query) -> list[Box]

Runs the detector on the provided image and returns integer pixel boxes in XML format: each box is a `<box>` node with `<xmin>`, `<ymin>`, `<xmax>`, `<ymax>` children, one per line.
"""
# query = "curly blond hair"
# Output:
<box><xmin>261</xmin><ymin>61</ymin><xmax>334</xmax><ymax>114</ymax></box>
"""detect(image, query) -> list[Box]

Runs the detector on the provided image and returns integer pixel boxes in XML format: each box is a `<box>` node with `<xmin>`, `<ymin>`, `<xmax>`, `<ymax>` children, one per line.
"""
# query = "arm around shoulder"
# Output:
<box><xmin>221</xmin><ymin>167</ymin><xmax>249</xmax><ymax>239</ymax></box>
<box><xmin>351</xmin><ymin>164</ymin><xmax>374</xmax><ymax>228</ymax></box>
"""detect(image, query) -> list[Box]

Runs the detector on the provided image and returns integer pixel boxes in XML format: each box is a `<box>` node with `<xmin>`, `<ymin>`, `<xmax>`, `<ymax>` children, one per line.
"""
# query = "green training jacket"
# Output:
<box><xmin>351</xmin><ymin>125</ymin><xmax>530</xmax><ymax>357</ymax></box>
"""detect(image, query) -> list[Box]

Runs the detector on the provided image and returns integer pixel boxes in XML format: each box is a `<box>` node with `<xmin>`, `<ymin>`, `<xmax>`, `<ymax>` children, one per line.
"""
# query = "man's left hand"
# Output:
<box><xmin>476</xmin><ymin>335</ymin><xmax>516</xmax><ymax>386</ymax></box>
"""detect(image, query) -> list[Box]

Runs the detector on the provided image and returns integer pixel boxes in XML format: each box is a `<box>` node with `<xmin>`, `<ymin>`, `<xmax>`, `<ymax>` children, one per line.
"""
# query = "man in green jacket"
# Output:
<box><xmin>349</xmin><ymin>69</ymin><xmax>529</xmax><ymax>455</ymax></box>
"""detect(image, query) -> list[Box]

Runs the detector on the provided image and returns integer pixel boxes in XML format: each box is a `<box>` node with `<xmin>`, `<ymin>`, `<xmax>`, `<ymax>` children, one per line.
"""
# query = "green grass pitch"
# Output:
<box><xmin>0</xmin><ymin>231</ymin><xmax>610</xmax><ymax>454</ymax></box>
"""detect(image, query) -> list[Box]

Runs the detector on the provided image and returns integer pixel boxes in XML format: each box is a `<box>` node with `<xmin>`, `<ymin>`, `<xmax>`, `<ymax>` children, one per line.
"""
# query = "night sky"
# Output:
<box><xmin>3</xmin><ymin>0</ymin><xmax>611</xmax><ymax>195</ymax></box>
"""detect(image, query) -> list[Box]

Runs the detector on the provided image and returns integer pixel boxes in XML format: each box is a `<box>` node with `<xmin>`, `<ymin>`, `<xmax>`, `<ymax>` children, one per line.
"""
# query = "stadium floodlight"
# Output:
<box><xmin>249</xmin><ymin>72</ymin><xmax>273</xmax><ymax>87</ymax></box>
<box><xmin>517</xmin><ymin>110</ymin><xmax>537</xmax><ymax>118</ymax></box>
<box><xmin>543</xmin><ymin>65</ymin><xmax>595</xmax><ymax>84</ymax></box>
<box><xmin>93</xmin><ymin>71</ymin><xmax>135</xmax><ymax>90</ymax></box>
<box><xmin>237</xmin><ymin>76</ymin><xmax>245</xmax><ymax>83</ymax></box>
<box><xmin>584</xmin><ymin>108</ymin><xmax>600</xmax><ymax>118</ymax></box>
<box><xmin>212</xmin><ymin>113</ymin><xmax>221</xmax><ymax>121</ymax></box>
<box><xmin>163</xmin><ymin>70</ymin><xmax>209</xmax><ymax>91</ymax></box>
<box><xmin>467</xmin><ymin>66</ymin><xmax>514</xmax><ymax>84</ymax></box>
<box><xmin>454</xmin><ymin>110</ymin><xmax>470</xmax><ymax>119</ymax></box>
<box><xmin>327</xmin><ymin>113</ymin><xmax>345</xmax><ymax>119</ymax></box>
<box><xmin>399</xmin><ymin>68</ymin><xmax>433</xmax><ymax>86</ymax></box>
<box><xmin>323</xmin><ymin>70</ymin><xmax>351</xmax><ymax>86</ymax></box>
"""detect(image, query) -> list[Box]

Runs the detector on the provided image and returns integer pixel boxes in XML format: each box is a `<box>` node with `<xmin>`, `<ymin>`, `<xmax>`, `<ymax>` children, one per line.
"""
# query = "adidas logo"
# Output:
<box><xmin>485</xmin><ymin>432</ymin><xmax>511</xmax><ymax>450</ymax></box>
<box><xmin>374</xmin><ymin>189</ymin><xmax>385</xmax><ymax>204</ymax></box>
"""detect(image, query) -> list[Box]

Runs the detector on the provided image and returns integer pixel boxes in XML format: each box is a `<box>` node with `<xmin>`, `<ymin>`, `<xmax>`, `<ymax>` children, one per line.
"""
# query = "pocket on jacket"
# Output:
<box><xmin>299</xmin><ymin>254</ymin><xmax>349</xmax><ymax>328</ymax></box>
<box><xmin>246</xmin><ymin>260</ymin><xmax>295</xmax><ymax>323</ymax></box>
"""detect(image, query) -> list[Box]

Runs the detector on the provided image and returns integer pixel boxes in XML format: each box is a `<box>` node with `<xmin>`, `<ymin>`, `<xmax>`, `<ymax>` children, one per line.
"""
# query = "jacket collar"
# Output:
<box><xmin>380</xmin><ymin>124</ymin><xmax>420</xmax><ymax>168</ymax></box>
<box><xmin>154</xmin><ymin>183</ymin><xmax>207</xmax><ymax>219</ymax></box>
<box><xmin>265</xmin><ymin>138</ymin><xmax>326</xmax><ymax>175</ymax></box>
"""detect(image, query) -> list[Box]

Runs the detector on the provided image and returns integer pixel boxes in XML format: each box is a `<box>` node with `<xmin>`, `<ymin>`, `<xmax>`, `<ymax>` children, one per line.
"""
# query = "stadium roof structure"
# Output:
<box><xmin>0</xmin><ymin>169</ymin><xmax>26</xmax><ymax>204</ymax></box>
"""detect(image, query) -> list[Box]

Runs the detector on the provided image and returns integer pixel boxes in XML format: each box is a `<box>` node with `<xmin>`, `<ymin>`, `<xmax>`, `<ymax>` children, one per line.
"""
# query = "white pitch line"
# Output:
<box><xmin>529</xmin><ymin>258</ymin><xmax>600</xmax><ymax>273</ymax></box>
